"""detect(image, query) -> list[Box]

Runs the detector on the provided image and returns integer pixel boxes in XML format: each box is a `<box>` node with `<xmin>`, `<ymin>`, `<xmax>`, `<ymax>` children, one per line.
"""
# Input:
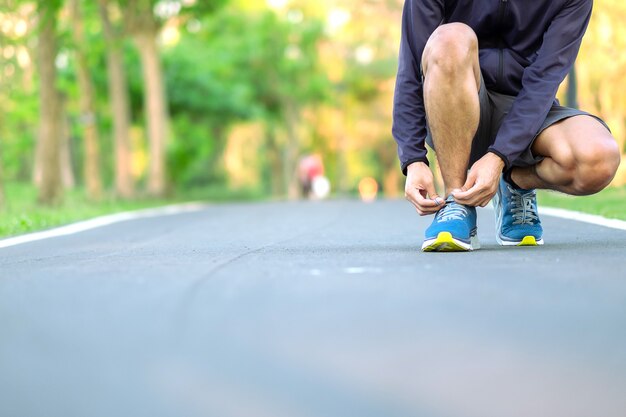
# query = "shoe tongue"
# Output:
<box><xmin>445</xmin><ymin>195</ymin><xmax>456</xmax><ymax>204</ymax></box>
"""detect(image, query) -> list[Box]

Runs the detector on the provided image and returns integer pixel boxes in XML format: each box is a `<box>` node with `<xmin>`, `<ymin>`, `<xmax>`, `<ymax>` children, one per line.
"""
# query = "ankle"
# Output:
<box><xmin>506</xmin><ymin>168</ymin><xmax>530</xmax><ymax>190</ymax></box>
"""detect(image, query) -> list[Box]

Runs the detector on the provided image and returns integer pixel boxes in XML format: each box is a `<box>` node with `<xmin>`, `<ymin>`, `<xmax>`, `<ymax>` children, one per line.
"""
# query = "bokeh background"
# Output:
<box><xmin>0</xmin><ymin>0</ymin><xmax>624</xmax><ymax>235</ymax></box>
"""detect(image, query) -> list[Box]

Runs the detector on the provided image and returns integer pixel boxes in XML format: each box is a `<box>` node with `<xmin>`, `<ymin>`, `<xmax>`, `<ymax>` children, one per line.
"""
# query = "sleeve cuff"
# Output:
<box><xmin>401</xmin><ymin>157</ymin><xmax>430</xmax><ymax>176</ymax></box>
<box><xmin>487</xmin><ymin>149</ymin><xmax>511</xmax><ymax>172</ymax></box>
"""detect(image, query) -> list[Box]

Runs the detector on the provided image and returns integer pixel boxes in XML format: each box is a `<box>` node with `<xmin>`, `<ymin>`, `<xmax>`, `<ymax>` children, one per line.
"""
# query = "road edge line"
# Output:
<box><xmin>537</xmin><ymin>206</ymin><xmax>626</xmax><ymax>231</ymax></box>
<box><xmin>0</xmin><ymin>202</ymin><xmax>208</xmax><ymax>249</ymax></box>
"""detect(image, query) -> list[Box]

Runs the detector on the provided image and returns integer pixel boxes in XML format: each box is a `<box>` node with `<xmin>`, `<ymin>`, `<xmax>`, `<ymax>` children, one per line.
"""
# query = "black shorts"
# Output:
<box><xmin>425</xmin><ymin>75</ymin><xmax>610</xmax><ymax>168</ymax></box>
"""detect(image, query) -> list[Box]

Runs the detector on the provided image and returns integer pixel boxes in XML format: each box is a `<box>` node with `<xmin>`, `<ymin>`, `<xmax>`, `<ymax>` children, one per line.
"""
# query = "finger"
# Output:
<box><xmin>405</xmin><ymin>188</ymin><xmax>436</xmax><ymax>214</ymax></box>
<box><xmin>405</xmin><ymin>190</ymin><xmax>420</xmax><ymax>210</ymax></box>
<box><xmin>462</xmin><ymin>170</ymin><xmax>477</xmax><ymax>192</ymax></box>
<box><xmin>480</xmin><ymin>189</ymin><xmax>497</xmax><ymax>207</ymax></box>
<box><xmin>455</xmin><ymin>186</ymin><xmax>486</xmax><ymax>206</ymax></box>
<box><xmin>452</xmin><ymin>172</ymin><xmax>478</xmax><ymax>202</ymax></box>
<box><xmin>480</xmin><ymin>191</ymin><xmax>498</xmax><ymax>207</ymax></box>
<box><xmin>472</xmin><ymin>189</ymin><xmax>492</xmax><ymax>207</ymax></box>
<box><xmin>424</xmin><ymin>183</ymin><xmax>445</xmax><ymax>207</ymax></box>
<box><xmin>452</xmin><ymin>186</ymin><xmax>477</xmax><ymax>201</ymax></box>
<box><xmin>409</xmin><ymin>197</ymin><xmax>430</xmax><ymax>217</ymax></box>
<box><xmin>415</xmin><ymin>193</ymin><xmax>443</xmax><ymax>215</ymax></box>
<box><xmin>413</xmin><ymin>189</ymin><xmax>439</xmax><ymax>208</ymax></box>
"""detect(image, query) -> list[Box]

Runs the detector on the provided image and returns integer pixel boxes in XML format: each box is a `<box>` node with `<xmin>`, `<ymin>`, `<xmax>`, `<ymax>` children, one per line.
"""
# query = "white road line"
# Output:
<box><xmin>538</xmin><ymin>206</ymin><xmax>626</xmax><ymax>231</ymax></box>
<box><xmin>0</xmin><ymin>202</ymin><xmax>208</xmax><ymax>249</ymax></box>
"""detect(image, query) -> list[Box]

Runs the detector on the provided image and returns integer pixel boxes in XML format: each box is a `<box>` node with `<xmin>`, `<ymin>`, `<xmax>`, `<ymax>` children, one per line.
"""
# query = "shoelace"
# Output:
<box><xmin>507</xmin><ymin>185</ymin><xmax>539</xmax><ymax>225</ymax></box>
<box><xmin>436</xmin><ymin>202</ymin><xmax>468</xmax><ymax>222</ymax></box>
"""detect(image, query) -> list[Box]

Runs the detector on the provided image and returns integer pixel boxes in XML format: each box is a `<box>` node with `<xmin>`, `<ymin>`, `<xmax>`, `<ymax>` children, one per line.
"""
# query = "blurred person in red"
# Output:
<box><xmin>298</xmin><ymin>154</ymin><xmax>325</xmax><ymax>199</ymax></box>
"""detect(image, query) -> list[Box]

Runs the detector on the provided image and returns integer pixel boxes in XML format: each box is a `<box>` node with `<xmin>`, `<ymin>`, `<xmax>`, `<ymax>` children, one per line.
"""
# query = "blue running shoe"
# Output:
<box><xmin>422</xmin><ymin>196</ymin><xmax>480</xmax><ymax>252</ymax></box>
<box><xmin>493</xmin><ymin>177</ymin><xmax>544</xmax><ymax>246</ymax></box>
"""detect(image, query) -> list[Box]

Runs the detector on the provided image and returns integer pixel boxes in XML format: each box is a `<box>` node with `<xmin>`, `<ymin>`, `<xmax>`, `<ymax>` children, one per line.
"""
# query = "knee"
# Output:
<box><xmin>422</xmin><ymin>23</ymin><xmax>478</xmax><ymax>76</ymax></box>
<box><xmin>573</xmin><ymin>138</ymin><xmax>621</xmax><ymax>195</ymax></box>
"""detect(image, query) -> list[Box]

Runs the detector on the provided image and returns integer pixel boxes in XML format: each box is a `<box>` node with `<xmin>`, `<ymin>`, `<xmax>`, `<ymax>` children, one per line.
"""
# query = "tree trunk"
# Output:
<box><xmin>59</xmin><ymin>96</ymin><xmax>76</xmax><ymax>189</ymax></box>
<box><xmin>99</xmin><ymin>0</ymin><xmax>134</xmax><ymax>198</ymax></box>
<box><xmin>134</xmin><ymin>31</ymin><xmax>169</xmax><ymax>197</ymax></box>
<box><xmin>70</xmin><ymin>0</ymin><xmax>103</xmax><ymax>200</ymax></box>
<box><xmin>36</xmin><ymin>1</ymin><xmax>63</xmax><ymax>205</ymax></box>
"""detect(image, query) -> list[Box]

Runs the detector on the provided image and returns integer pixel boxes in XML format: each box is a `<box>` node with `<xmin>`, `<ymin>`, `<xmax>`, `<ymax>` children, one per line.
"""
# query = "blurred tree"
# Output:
<box><xmin>70</xmin><ymin>0</ymin><xmax>103</xmax><ymax>200</ymax></box>
<box><xmin>35</xmin><ymin>0</ymin><xmax>63</xmax><ymax>205</ymax></box>
<box><xmin>114</xmin><ymin>0</ymin><xmax>226</xmax><ymax>196</ymax></box>
<box><xmin>0</xmin><ymin>3</ymin><xmax>37</xmax><ymax>189</ymax></box>
<box><xmin>121</xmin><ymin>0</ymin><xmax>169</xmax><ymax>196</ymax></box>
<box><xmin>164</xmin><ymin>15</ymin><xmax>254</xmax><ymax>188</ymax></box>
<box><xmin>58</xmin><ymin>93</ymin><xmax>75</xmax><ymax>189</ymax></box>
<box><xmin>99</xmin><ymin>0</ymin><xmax>134</xmax><ymax>198</ymax></box>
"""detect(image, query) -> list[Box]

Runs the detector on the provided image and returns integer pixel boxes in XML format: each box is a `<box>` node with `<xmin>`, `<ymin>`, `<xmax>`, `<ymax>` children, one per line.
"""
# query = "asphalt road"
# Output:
<box><xmin>1</xmin><ymin>199</ymin><xmax>625</xmax><ymax>417</ymax></box>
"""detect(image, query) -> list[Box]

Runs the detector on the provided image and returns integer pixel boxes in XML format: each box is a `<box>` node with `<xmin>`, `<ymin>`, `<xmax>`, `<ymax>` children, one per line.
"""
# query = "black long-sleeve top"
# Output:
<box><xmin>392</xmin><ymin>0</ymin><xmax>593</xmax><ymax>174</ymax></box>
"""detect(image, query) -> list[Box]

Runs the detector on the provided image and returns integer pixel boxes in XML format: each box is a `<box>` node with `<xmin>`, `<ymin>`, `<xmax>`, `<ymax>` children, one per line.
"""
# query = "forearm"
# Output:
<box><xmin>392</xmin><ymin>0</ymin><xmax>444</xmax><ymax>174</ymax></box>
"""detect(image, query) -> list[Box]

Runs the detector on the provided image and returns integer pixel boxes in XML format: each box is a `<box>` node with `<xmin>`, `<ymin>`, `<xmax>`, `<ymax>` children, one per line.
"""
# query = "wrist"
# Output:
<box><xmin>487</xmin><ymin>150</ymin><xmax>508</xmax><ymax>172</ymax></box>
<box><xmin>487</xmin><ymin>151</ymin><xmax>506</xmax><ymax>171</ymax></box>
<box><xmin>402</xmin><ymin>157</ymin><xmax>429</xmax><ymax>176</ymax></box>
<box><xmin>407</xmin><ymin>161</ymin><xmax>429</xmax><ymax>173</ymax></box>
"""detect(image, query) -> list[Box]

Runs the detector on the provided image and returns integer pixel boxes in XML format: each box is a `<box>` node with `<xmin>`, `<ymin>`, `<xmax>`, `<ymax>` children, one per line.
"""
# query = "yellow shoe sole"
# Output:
<box><xmin>518</xmin><ymin>236</ymin><xmax>538</xmax><ymax>246</ymax></box>
<box><xmin>497</xmin><ymin>235</ymin><xmax>544</xmax><ymax>246</ymax></box>
<box><xmin>422</xmin><ymin>232</ymin><xmax>479</xmax><ymax>252</ymax></box>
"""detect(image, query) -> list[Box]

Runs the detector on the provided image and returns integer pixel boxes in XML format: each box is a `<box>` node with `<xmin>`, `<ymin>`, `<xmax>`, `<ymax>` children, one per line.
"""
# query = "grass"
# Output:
<box><xmin>0</xmin><ymin>182</ymin><xmax>263</xmax><ymax>239</ymax></box>
<box><xmin>538</xmin><ymin>186</ymin><xmax>626</xmax><ymax>221</ymax></box>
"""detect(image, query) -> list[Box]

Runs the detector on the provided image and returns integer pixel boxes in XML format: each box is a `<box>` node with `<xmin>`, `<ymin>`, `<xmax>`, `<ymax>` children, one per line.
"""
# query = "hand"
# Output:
<box><xmin>453</xmin><ymin>152</ymin><xmax>505</xmax><ymax>207</ymax></box>
<box><xmin>405</xmin><ymin>162</ymin><xmax>445</xmax><ymax>216</ymax></box>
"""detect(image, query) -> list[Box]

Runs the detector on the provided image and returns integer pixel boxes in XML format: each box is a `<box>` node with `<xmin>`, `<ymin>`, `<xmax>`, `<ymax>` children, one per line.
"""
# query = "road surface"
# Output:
<box><xmin>1</xmin><ymin>199</ymin><xmax>625</xmax><ymax>417</ymax></box>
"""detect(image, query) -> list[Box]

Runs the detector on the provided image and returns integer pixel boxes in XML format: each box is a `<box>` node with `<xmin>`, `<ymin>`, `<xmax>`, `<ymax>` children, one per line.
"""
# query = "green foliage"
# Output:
<box><xmin>167</xmin><ymin>114</ymin><xmax>221</xmax><ymax>187</ymax></box>
<box><xmin>0</xmin><ymin>88</ymin><xmax>38</xmax><ymax>181</ymax></box>
<box><xmin>1</xmin><ymin>0</ymin><xmax>403</xmax><ymax>210</ymax></box>
<box><xmin>345</xmin><ymin>57</ymin><xmax>397</xmax><ymax>102</ymax></box>
<box><xmin>162</xmin><ymin>7</ymin><xmax>329</xmax><ymax>188</ymax></box>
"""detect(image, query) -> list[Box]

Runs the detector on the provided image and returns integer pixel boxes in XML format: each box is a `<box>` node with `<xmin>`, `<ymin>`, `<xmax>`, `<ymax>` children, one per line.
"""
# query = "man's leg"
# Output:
<box><xmin>419</xmin><ymin>23</ymin><xmax>484</xmax><ymax>252</ymax></box>
<box><xmin>510</xmin><ymin>116</ymin><xmax>621</xmax><ymax>195</ymax></box>
<box><xmin>422</xmin><ymin>23</ymin><xmax>482</xmax><ymax>196</ymax></box>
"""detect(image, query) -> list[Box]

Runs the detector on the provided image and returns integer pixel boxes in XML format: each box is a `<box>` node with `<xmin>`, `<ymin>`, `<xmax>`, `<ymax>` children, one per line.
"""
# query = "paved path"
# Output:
<box><xmin>1</xmin><ymin>200</ymin><xmax>625</xmax><ymax>417</ymax></box>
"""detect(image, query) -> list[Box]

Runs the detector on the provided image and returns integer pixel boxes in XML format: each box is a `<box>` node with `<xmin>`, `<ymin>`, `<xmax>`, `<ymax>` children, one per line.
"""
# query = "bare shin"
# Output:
<box><xmin>422</xmin><ymin>23</ymin><xmax>481</xmax><ymax>196</ymax></box>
